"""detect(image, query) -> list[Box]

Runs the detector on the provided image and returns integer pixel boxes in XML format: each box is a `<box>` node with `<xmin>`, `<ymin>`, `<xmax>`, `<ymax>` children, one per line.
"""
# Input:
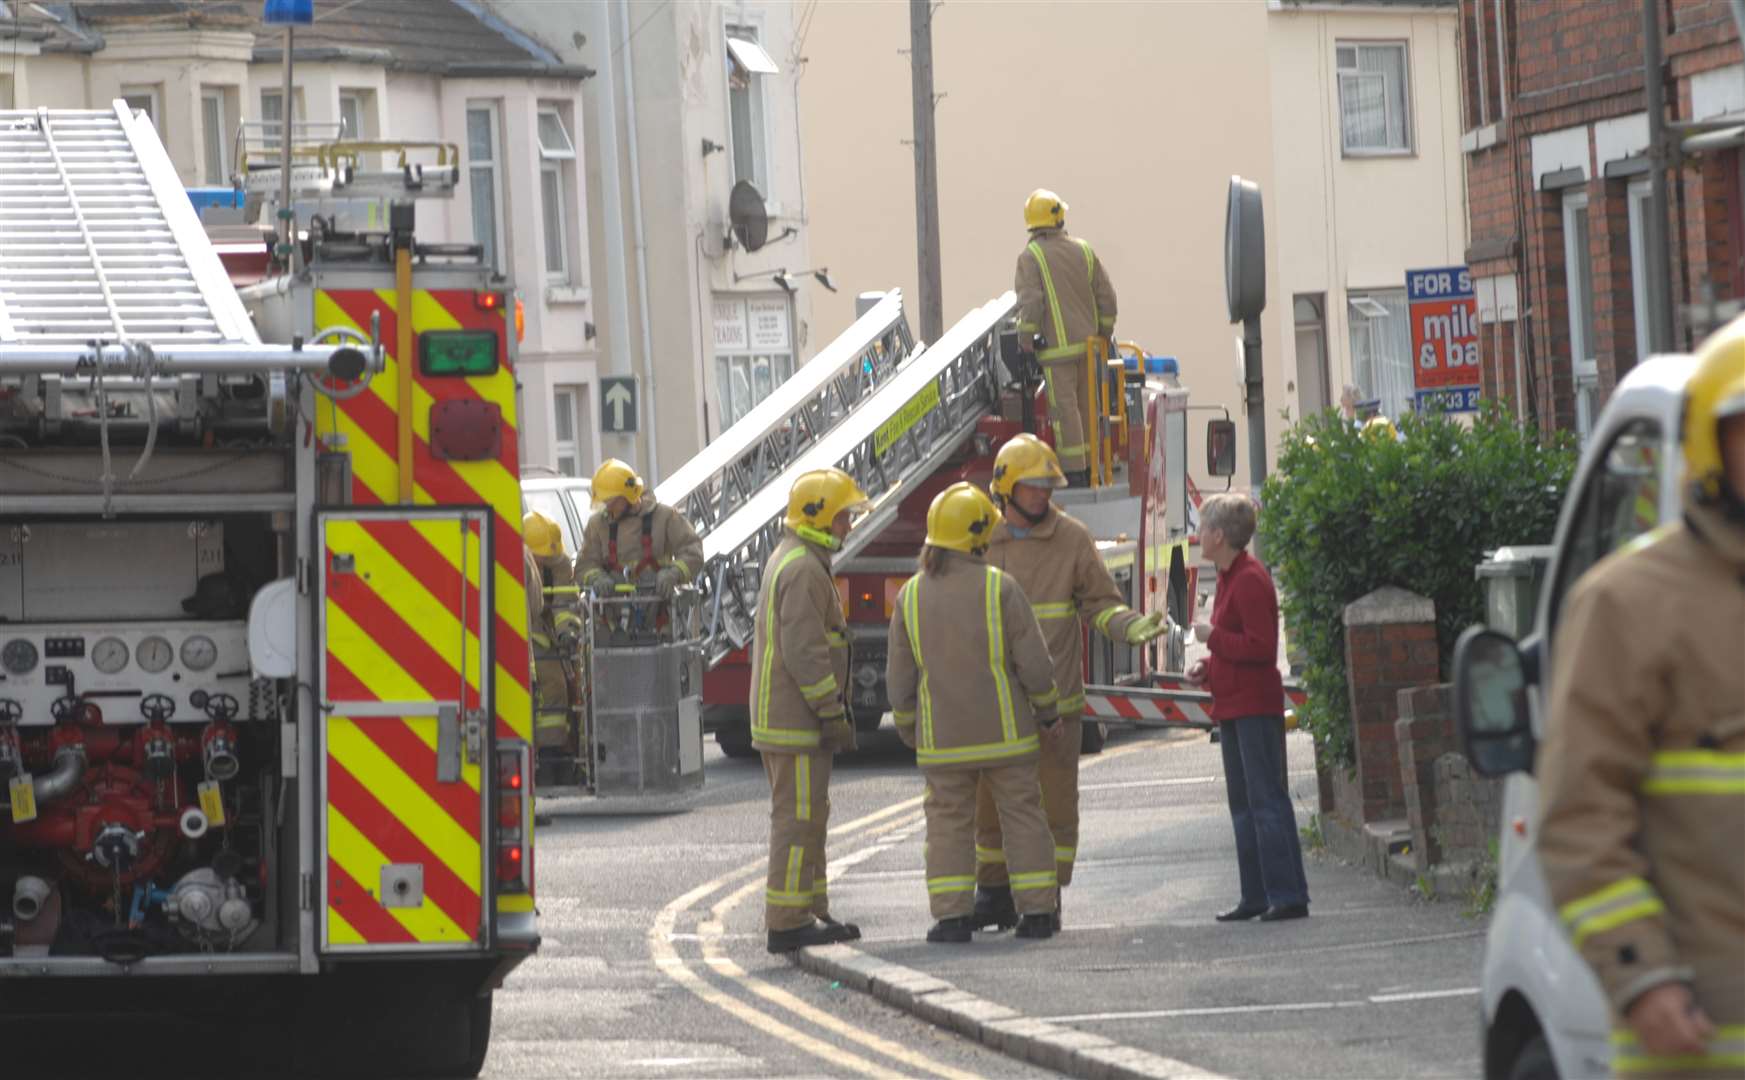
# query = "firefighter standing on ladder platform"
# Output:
<box><xmin>971</xmin><ymin>435</ymin><xmax>1167</xmax><ymax>931</ymax></box>
<box><xmin>753</xmin><ymin>468</ymin><xmax>871</xmax><ymax>953</ymax></box>
<box><xmin>1014</xmin><ymin>189</ymin><xmax>1117</xmax><ymax>487</ymax></box>
<box><xmin>575</xmin><ymin>459</ymin><xmax>704</xmax><ymax>600</ymax></box>
<box><xmin>524</xmin><ymin>512</ymin><xmax>582</xmax><ymax>762</ymax></box>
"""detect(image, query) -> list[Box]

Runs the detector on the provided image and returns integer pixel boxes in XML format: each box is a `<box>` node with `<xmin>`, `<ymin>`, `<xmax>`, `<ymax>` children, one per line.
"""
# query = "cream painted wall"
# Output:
<box><xmin>802</xmin><ymin>0</ymin><xmax>1464</xmax><ymax>483</ymax></box>
<box><xmin>800</xmin><ymin>0</ymin><xmax>1284</xmax><ymax>480</ymax></box>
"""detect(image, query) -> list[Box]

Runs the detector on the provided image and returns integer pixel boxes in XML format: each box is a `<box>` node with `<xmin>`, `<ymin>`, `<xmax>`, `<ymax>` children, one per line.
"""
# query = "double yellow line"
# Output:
<box><xmin>648</xmin><ymin>737</ymin><xmax>1168</xmax><ymax>1076</ymax></box>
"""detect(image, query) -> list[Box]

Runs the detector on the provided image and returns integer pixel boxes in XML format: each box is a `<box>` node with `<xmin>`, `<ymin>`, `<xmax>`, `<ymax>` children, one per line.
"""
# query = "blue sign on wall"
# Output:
<box><xmin>263</xmin><ymin>0</ymin><xmax>313</xmax><ymax>25</ymax></box>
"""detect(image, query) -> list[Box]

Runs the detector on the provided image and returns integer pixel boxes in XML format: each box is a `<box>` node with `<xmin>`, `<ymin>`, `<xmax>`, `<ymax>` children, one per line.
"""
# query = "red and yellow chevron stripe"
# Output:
<box><xmin>313</xmin><ymin>284</ymin><xmax>536</xmax><ymax>946</ymax></box>
<box><xmin>314</xmin><ymin>287</ymin><xmax>531</xmax><ymax>745</ymax></box>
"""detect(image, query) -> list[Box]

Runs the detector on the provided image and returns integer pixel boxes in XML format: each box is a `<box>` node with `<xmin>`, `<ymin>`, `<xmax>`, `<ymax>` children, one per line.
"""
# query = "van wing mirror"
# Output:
<box><xmin>1453</xmin><ymin>625</ymin><xmax>1537</xmax><ymax>777</ymax></box>
<box><xmin>1206</xmin><ymin>419</ymin><xmax>1237</xmax><ymax>477</ymax></box>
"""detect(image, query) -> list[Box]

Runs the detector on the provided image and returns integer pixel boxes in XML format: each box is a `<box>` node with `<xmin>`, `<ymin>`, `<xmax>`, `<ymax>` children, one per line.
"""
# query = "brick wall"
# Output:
<box><xmin>1456</xmin><ymin>0</ymin><xmax>1744</xmax><ymax>439</ymax></box>
<box><xmin>1341</xmin><ymin>588</ymin><xmax>1440</xmax><ymax>824</ymax></box>
<box><xmin>1394</xmin><ymin>684</ymin><xmax>1459</xmax><ymax>872</ymax></box>
<box><xmin>1431</xmin><ymin>753</ymin><xmax>1504</xmax><ymax>868</ymax></box>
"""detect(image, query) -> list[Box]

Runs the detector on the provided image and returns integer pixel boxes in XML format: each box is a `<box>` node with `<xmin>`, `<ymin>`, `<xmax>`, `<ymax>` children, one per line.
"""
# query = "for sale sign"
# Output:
<box><xmin>1405</xmin><ymin>266</ymin><xmax>1480</xmax><ymax>401</ymax></box>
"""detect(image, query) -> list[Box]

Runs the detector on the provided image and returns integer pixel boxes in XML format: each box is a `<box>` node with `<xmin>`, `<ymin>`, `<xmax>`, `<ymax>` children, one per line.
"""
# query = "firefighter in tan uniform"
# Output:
<box><xmin>752</xmin><ymin>468</ymin><xmax>870</xmax><ymax>953</ymax></box>
<box><xmin>970</xmin><ymin>435</ymin><xmax>1167</xmax><ymax>930</ymax></box>
<box><xmin>887</xmin><ymin>482</ymin><xmax>1064</xmax><ymax>943</ymax></box>
<box><xmin>575</xmin><ymin>459</ymin><xmax>704</xmax><ymax>599</ymax></box>
<box><xmin>523</xmin><ymin>512</ymin><xmax>582</xmax><ymax>756</ymax></box>
<box><xmin>1014</xmin><ymin>189</ymin><xmax>1117</xmax><ymax>486</ymax></box>
<box><xmin>1537</xmin><ymin>328</ymin><xmax>1745</xmax><ymax>1078</ymax></box>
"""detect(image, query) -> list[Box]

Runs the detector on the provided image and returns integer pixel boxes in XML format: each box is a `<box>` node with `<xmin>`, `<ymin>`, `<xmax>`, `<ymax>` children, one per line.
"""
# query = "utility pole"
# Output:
<box><xmin>1642</xmin><ymin>0</ymin><xmax>1676</xmax><ymax>352</ymax></box>
<box><xmin>909</xmin><ymin>0</ymin><xmax>944</xmax><ymax>344</ymax></box>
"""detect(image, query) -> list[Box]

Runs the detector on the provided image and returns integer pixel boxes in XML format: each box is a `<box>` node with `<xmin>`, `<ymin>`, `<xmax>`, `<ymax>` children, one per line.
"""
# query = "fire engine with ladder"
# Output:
<box><xmin>0</xmin><ymin>104</ymin><xmax>532</xmax><ymax>1075</ymax></box>
<box><xmin>646</xmin><ymin>291</ymin><xmax>1306</xmax><ymax>757</ymax></box>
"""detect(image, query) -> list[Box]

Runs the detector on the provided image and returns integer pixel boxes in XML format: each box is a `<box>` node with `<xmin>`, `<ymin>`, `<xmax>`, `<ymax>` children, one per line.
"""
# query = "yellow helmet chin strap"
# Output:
<box><xmin>795</xmin><ymin>524</ymin><xmax>840</xmax><ymax>550</ymax></box>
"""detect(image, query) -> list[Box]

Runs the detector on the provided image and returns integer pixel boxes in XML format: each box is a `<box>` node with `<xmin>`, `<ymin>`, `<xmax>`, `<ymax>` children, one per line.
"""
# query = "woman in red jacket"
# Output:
<box><xmin>1187</xmin><ymin>493</ymin><xmax>1310</xmax><ymax>923</ymax></box>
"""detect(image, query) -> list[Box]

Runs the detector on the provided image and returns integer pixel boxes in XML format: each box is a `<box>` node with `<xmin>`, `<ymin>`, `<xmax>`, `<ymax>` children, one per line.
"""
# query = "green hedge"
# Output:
<box><xmin>1257</xmin><ymin>404</ymin><xmax>1576</xmax><ymax>770</ymax></box>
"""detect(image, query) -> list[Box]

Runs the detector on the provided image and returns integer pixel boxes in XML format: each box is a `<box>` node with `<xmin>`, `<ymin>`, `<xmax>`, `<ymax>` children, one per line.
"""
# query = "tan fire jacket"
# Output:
<box><xmin>749</xmin><ymin>533</ymin><xmax>852</xmax><ymax>753</ymax></box>
<box><xmin>988</xmin><ymin>506</ymin><xmax>1140</xmax><ymax>717</ymax></box>
<box><xmin>528</xmin><ymin>551</ymin><xmax>578</xmax><ymax>647</ymax></box>
<box><xmin>886</xmin><ymin>551</ymin><xmax>1060</xmax><ymax>770</ymax></box>
<box><xmin>1014</xmin><ymin>227</ymin><xmax>1117</xmax><ymax>364</ymax></box>
<box><xmin>574</xmin><ymin>493</ymin><xmax>704</xmax><ymax>588</ymax></box>
<box><xmin>1538</xmin><ymin>497</ymin><xmax>1745</xmax><ymax>1064</ymax></box>
<box><xmin>524</xmin><ymin>547</ymin><xmax>545</xmax><ymax>638</ymax></box>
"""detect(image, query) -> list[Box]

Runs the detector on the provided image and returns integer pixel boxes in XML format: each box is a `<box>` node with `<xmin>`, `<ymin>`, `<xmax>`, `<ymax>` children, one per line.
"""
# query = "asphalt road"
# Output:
<box><xmin>487</xmin><ymin>722</ymin><xmax>1487</xmax><ymax>1079</ymax></box>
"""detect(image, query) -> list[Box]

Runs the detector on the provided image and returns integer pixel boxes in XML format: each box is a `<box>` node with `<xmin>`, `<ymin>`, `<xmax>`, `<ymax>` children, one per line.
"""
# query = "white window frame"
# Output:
<box><xmin>552</xmin><ymin>385</ymin><xmax>583</xmax><ymax>477</ymax></box>
<box><xmin>121</xmin><ymin>84</ymin><xmax>162</xmax><ymax>130</ymax></box>
<box><xmin>1347</xmin><ymin>288</ymin><xmax>1415</xmax><ymax>422</ymax></box>
<box><xmin>201</xmin><ymin>88</ymin><xmax>229</xmax><ymax>185</ymax></box>
<box><xmin>725</xmin><ymin>18</ymin><xmax>776</xmax><ymax>198</ymax></box>
<box><xmin>466</xmin><ymin>101</ymin><xmax>507</xmax><ymax>274</ymax></box>
<box><xmin>1336</xmin><ymin>41</ymin><xmax>1414</xmax><ymax>156</ymax></box>
<box><xmin>338</xmin><ymin>91</ymin><xmax>363</xmax><ymax>139</ymax></box>
<box><xmin>712</xmin><ymin>293</ymin><xmax>795</xmax><ymax>430</ymax></box>
<box><xmin>1626</xmin><ymin>179</ymin><xmax>1657</xmax><ymax>366</ymax></box>
<box><xmin>536</xmin><ymin>107</ymin><xmax>577</xmax><ymax>283</ymax></box>
<box><xmin>1562</xmin><ymin>189</ymin><xmax>1599</xmax><ymax>441</ymax></box>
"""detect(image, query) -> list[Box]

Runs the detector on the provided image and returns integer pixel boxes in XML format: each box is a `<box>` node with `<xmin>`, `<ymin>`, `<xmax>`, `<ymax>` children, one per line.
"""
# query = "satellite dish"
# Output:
<box><xmin>729</xmin><ymin>180</ymin><xmax>769</xmax><ymax>253</ymax></box>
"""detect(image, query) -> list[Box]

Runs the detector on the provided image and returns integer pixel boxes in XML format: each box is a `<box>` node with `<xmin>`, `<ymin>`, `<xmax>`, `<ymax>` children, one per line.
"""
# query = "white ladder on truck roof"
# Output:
<box><xmin>0</xmin><ymin>102</ymin><xmax>364</xmax><ymax>376</ymax></box>
<box><xmin>691</xmin><ymin>292</ymin><xmax>1017</xmax><ymax>665</ymax></box>
<box><xmin>655</xmin><ymin>290</ymin><xmax>914</xmax><ymax>545</ymax></box>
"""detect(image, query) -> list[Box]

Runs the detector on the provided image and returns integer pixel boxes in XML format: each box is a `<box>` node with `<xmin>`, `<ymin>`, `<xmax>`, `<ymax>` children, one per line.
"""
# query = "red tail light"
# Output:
<box><xmin>474</xmin><ymin>290</ymin><xmax>502</xmax><ymax>310</ymax></box>
<box><xmin>494</xmin><ymin>744</ymin><xmax>532</xmax><ymax>894</ymax></box>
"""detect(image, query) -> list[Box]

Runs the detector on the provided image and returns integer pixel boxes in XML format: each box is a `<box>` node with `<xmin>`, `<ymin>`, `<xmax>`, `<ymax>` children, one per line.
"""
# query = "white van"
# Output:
<box><xmin>1452</xmin><ymin>355</ymin><xmax>1697</xmax><ymax>1080</ymax></box>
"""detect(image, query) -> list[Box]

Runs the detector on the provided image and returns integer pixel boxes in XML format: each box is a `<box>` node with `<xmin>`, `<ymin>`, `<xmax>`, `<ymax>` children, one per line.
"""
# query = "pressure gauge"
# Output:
<box><xmin>92</xmin><ymin>636</ymin><xmax>130</xmax><ymax>674</ymax></box>
<box><xmin>136</xmin><ymin>636</ymin><xmax>174</xmax><ymax>674</ymax></box>
<box><xmin>179</xmin><ymin>635</ymin><xmax>218</xmax><ymax>672</ymax></box>
<box><xmin>1</xmin><ymin>638</ymin><xmax>38</xmax><ymax>676</ymax></box>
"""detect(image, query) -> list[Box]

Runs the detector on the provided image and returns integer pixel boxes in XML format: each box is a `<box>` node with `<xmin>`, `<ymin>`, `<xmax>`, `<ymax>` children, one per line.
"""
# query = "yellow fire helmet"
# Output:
<box><xmin>1023</xmin><ymin>188</ymin><xmax>1067</xmax><ymax>231</ymax></box>
<box><xmin>989</xmin><ymin>433</ymin><xmax>1067</xmax><ymax>509</ymax></box>
<box><xmin>1683</xmin><ymin>315</ymin><xmax>1745</xmax><ymax>504</ymax></box>
<box><xmin>522</xmin><ymin>511</ymin><xmax>565</xmax><ymax>559</ymax></box>
<box><xmin>785</xmin><ymin>468</ymin><xmax>871</xmax><ymax>550</ymax></box>
<box><xmin>590</xmin><ymin>458</ymin><xmax>644</xmax><ymax>508</ymax></box>
<box><xmin>925</xmin><ymin>481</ymin><xmax>998</xmax><ymax>556</ymax></box>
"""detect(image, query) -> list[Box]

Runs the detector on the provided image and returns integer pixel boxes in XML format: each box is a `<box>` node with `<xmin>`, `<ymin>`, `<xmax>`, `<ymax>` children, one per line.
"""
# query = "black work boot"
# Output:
<box><xmin>970</xmin><ymin>885</ymin><xmax>1017</xmax><ymax>931</ymax></box>
<box><xmin>767</xmin><ymin>919</ymin><xmax>856</xmax><ymax>954</ymax></box>
<box><xmin>1015</xmin><ymin>913</ymin><xmax>1056</xmax><ymax>940</ymax></box>
<box><xmin>926</xmin><ymin>916</ymin><xmax>975</xmax><ymax>944</ymax></box>
<box><xmin>817</xmin><ymin>914</ymin><xmax>861</xmax><ymax>941</ymax></box>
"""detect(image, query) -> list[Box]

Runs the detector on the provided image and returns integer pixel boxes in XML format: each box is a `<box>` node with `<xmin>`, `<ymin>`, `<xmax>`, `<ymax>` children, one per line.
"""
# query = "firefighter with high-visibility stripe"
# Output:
<box><xmin>752</xmin><ymin>467</ymin><xmax>870</xmax><ymax>953</ymax></box>
<box><xmin>1537</xmin><ymin>324</ymin><xmax>1745</xmax><ymax>1077</ymax></box>
<box><xmin>970</xmin><ymin>434</ymin><xmax>1167</xmax><ymax>931</ymax></box>
<box><xmin>886</xmin><ymin>481</ymin><xmax>1063</xmax><ymax>943</ymax></box>
<box><xmin>523</xmin><ymin>511</ymin><xmax>582</xmax><ymax>755</ymax></box>
<box><xmin>1014</xmin><ymin>188</ymin><xmax>1117</xmax><ymax>486</ymax></box>
<box><xmin>575</xmin><ymin>459</ymin><xmax>704</xmax><ymax>599</ymax></box>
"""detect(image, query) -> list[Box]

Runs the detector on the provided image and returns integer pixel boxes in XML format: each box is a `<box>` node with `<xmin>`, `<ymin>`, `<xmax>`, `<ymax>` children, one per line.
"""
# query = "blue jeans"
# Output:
<box><xmin>1219</xmin><ymin>715</ymin><xmax>1310</xmax><ymax>908</ymax></box>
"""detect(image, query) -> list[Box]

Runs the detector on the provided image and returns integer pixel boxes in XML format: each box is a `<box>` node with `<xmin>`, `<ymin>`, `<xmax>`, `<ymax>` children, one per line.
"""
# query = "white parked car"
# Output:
<box><xmin>521</xmin><ymin>467</ymin><xmax>593</xmax><ymax>560</ymax></box>
<box><xmin>1453</xmin><ymin>355</ymin><xmax>1697</xmax><ymax>1080</ymax></box>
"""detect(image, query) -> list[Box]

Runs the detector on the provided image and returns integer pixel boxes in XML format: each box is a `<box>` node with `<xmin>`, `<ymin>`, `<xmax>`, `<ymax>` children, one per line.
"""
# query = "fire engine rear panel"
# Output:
<box><xmin>319</xmin><ymin>510</ymin><xmax>490</xmax><ymax>950</ymax></box>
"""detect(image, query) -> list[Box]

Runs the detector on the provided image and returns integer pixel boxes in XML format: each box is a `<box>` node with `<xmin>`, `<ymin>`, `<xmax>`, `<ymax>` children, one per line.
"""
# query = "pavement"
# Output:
<box><xmin>781</xmin><ymin>727</ymin><xmax>1487</xmax><ymax>1080</ymax></box>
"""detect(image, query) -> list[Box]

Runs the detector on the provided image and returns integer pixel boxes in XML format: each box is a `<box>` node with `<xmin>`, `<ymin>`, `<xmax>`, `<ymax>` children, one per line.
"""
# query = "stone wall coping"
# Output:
<box><xmin>1343</xmin><ymin>586</ymin><xmax>1435</xmax><ymax>626</ymax></box>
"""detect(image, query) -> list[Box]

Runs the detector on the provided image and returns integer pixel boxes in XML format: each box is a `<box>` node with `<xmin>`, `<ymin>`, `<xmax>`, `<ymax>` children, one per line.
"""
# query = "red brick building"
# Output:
<box><xmin>1459</xmin><ymin>0</ymin><xmax>1744</xmax><ymax>438</ymax></box>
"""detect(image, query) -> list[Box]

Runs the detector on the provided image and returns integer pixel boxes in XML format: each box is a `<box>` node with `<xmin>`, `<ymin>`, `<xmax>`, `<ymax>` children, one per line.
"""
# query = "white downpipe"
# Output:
<box><xmin>592</xmin><ymin>1</ymin><xmax>637</xmax><ymax>467</ymax></box>
<box><xmin>619</xmin><ymin>0</ymin><xmax>661</xmax><ymax>481</ymax></box>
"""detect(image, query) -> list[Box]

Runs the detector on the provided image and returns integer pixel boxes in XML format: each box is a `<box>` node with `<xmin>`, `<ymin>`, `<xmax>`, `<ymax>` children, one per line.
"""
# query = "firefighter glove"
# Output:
<box><xmin>823</xmin><ymin>718</ymin><xmax>857</xmax><ymax>753</ymax></box>
<box><xmin>1125</xmin><ymin>611</ymin><xmax>1167</xmax><ymax>645</ymax></box>
<box><xmin>655</xmin><ymin>566</ymin><xmax>685</xmax><ymax>597</ymax></box>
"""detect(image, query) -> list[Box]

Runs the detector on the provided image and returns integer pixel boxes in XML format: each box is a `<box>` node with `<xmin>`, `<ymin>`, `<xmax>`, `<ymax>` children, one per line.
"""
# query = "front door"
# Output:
<box><xmin>318</xmin><ymin>509</ymin><xmax>491</xmax><ymax>952</ymax></box>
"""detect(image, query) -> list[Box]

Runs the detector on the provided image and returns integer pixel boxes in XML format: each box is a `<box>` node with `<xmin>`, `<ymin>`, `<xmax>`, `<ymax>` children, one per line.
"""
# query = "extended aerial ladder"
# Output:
<box><xmin>684</xmin><ymin>293</ymin><xmax>1018</xmax><ymax>666</ymax></box>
